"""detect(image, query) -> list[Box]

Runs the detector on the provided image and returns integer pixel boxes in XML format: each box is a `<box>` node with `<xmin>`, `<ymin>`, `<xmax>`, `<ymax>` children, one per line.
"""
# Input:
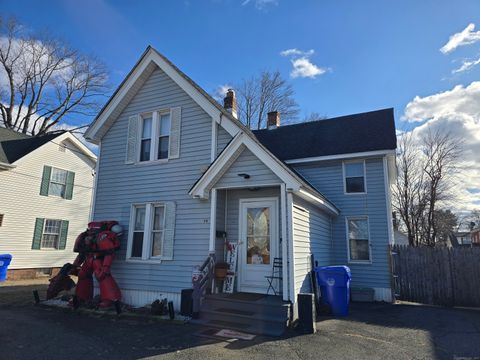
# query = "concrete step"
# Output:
<box><xmin>191</xmin><ymin>317</ymin><xmax>287</xmax><ymax>337</ymax></box>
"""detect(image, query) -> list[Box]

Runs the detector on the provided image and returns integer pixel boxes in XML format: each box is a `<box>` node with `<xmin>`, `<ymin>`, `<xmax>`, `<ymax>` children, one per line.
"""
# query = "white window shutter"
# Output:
<box><xmin>126</xmin><ymin>115</ymin><xmax>140</xmax><ymax>164</ymax></box>
<box><xmin>169</xmin><ymin>107</ymin><xmax>181</xmax><ymax>159</ymax></box>
<box><xmin>162</xmin><ymin>201</ymin><xmax>176</xmax><ymax>260</ymax></box>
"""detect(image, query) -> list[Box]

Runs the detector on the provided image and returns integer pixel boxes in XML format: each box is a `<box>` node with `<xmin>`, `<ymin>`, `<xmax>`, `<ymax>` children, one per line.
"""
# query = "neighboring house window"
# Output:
<box><xmin>139</xmin><ymin>111</ymin><xmax>171</xmax><ymax>162</ymax></box>
<box><xmin>41</xmin><ymin>219</ymin><xmax>62</xmax><ymax>249</ymax></box>
<box><xmin>347</xmin><ymin>217</ymin><xmax>371</xmax><ymax>262</ymax></box>
<box><xmin>31</xmin><ymin>218</ymin><xmax>69</xmax><ymax>250</ymax></box>
<box><xmin>49</xmin><ymin>167</ymin><xmax>68</xmax><ymax>197</ymax></box>
<box><xmin>0</xmin><ymin>214</ymin><xmax>4</xmax><ymax>226</ymax></box>
<box><xmin>344</xmin><ymin>161</ymin><xmax>366</xmax><ymax>193</ymax></box>
<box><xmin>40</xmin><ymin>166</ymin><xmax>75</xmax><ymax>199</ymax></box>
<box><xmin>127</xmin><ymin>202</ymin><xmax>175</xmax><ymax>261</ymax></box>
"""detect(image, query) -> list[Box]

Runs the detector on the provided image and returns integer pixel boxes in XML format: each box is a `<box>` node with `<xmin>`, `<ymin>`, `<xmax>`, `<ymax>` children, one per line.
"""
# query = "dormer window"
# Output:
<box><xmin>344</xmin><ymin>160</ymin><xmax>366</xmax><ymax>194</ymax></box>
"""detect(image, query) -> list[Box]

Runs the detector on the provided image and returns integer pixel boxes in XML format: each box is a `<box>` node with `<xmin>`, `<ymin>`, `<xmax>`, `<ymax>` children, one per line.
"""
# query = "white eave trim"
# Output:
<box><xmin>285</xmin><ymin>149</ymin><xmax>397</xmax><ymax>164</ymax></box>
<box><xmin>0</xmin><ymin>162</ymin><xmax>16</xmax><ymax>170</ymax></box>
<box><xmin>295</xmin><ymin>188</ymin><xmax>340</xmax><ymax>216</ymax></box>
<box><xmin>189</xmin><ymin>132</ymin><xmax>302</xmax><ymax>199</ymax></box>
<box><xmin>85</xmin><ymin>47</ymin><xmax>240</xmax><ymax>143</ymax></box>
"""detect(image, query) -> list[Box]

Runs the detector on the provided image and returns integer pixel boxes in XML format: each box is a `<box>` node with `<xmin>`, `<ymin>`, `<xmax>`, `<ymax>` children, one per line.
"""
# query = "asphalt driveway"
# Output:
<box><xmin>1</xmin><ymin>280</ymin><xmax>479</xmax><ymax>359</ymax></box>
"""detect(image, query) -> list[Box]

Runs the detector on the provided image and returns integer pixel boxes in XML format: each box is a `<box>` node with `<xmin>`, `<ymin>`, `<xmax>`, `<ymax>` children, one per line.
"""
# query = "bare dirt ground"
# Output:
<box><xmin>1</xmin><ymin>279</ymin><xmax>479</xmax><ymax>360</ymax></box>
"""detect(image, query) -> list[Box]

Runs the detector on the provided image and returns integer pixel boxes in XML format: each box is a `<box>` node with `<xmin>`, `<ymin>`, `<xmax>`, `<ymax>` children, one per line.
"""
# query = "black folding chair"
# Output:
<box><xmin>265</xmin><ymin>257</ymin><xmax>282</xmax><ymax>295</ymax></box>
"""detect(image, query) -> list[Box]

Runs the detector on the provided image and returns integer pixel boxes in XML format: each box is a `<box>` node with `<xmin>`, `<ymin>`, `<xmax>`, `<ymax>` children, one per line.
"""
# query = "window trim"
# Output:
<box><xmin>345</xmin><ymin>216</ymin><xmax>372</xmax><ymax>264</ymax></box>
<box><xmin>343</xmin><ymin>160</ymin><xmax>367</xmax><ymax>195</ymax></box>
<box><xmin>137</xmin><ymin>109</ymin><xmax>171</xmax><ymax>164</ymax></box>
<box><xmin>41</xmin><ymin>218</ymin><xmax>62</xmax><ymax>250</ymax></box>
<box><xmin>126</xmin><ymin>202</ymin><xmax>167</xmax><ymax>262</ymax></box>
<box><xmin>49</xmin><ymin>166</ymin><xmax>68</xmax><ymax>198</ymax></box>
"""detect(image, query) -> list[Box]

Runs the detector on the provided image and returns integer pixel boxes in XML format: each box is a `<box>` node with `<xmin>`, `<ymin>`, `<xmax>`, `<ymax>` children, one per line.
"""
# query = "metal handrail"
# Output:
<box><xmin>192</xmin><ymin>253</ymin><xmax>215</xmax><ymax>318</ymax></box>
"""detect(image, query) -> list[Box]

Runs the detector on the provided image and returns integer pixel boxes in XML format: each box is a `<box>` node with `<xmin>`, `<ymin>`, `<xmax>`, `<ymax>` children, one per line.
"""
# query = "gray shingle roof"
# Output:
<box><xmin>253</xmin><ymin>108</ymin><xmax>397</xmax><ymax>161</ymax></box>
<box><xmin>0</xmin><ymin>127</ymin><xmax>64</xmax><ymax>164</ymax></box>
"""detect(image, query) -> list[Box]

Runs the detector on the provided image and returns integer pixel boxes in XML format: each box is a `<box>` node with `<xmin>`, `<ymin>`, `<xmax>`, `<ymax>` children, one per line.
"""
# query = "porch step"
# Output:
<box><xmin>194</xmin><ymin>293</ymin><xmax>291</xmax><ymax>337</ymax></box>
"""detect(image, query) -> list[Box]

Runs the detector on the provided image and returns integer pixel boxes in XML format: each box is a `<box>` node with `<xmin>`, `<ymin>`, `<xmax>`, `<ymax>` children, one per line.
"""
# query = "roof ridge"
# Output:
<box><xmin>253</xmin><ymin>108</ymin><xmax>394</xmax><ymax>132</ymax></box>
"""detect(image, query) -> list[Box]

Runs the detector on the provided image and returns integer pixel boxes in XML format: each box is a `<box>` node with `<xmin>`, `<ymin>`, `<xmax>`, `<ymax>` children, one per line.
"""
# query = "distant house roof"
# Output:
<box><xmin>253</xmin><ymin>108</ymin><xmax>397</xmax><ymax>161</ymax></box>
<box><xmin>0</xmin><ymin>127</ymin><xmax>64</xmax><ymax>164</ymax></box>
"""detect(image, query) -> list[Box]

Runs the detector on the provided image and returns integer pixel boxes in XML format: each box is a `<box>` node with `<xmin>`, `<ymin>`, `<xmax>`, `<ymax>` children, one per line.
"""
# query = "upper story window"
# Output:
<box><xmin>49</xmin><ymin>167</ymin><xmax>68</xmax><ymax>197</ymax></box>
<box><xmin>40</xmin><ymin>166</ymin><xmax>75</xmax><ymax>200</ymax></box>
<box><xmin>139</xmin><ymin>111</ymin><xmax>171</xmax><ymax>162</ymax></box>
<box><xmin>344</xmin><ymin>161</ymin><xmax>366</xmax><ymax>194</ymax></box>
<box><xmin>347</xmin><ymin>217</ymin><xmax>371</xmax><ymax>262</ymax></box>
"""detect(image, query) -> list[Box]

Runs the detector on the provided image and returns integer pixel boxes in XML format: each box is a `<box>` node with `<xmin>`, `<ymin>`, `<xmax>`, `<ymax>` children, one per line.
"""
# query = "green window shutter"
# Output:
<box><xmin>65</xmin><ymin>171</ymin><xmax>75</xmax><ymax>200</ymax></box>
<box><xmin>39</xmin><ymin>166</ymin><xmax>52</xmax><ymax>196</ymax></box>
<box><xmin>162</xmin><ymin>202</ymin><xmax>176</xmax><ymax>260</ymax></box>
<box><xmin>58</xmin><ymin>220</ymin><xmax>69</xmax><ymax>250</ymax></box>
<box><xmin>32</xmin><ymin>218</ymin><xmax>44</xmax><ymax>250</ymax></box>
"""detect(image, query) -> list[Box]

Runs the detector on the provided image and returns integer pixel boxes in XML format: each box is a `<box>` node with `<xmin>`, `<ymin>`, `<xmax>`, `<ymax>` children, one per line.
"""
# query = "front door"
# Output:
<box><xmin>238</xmin><ymin>198</ymin><xmax>278</xmax><ymax>294</ymax></box>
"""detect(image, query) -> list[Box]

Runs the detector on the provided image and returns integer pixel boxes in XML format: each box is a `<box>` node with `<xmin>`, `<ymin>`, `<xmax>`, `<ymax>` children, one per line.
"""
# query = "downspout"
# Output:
<box><xmin>89</xmin><ymin>142</ymin><xmax>101</xmax><ymax>222</ymax></box>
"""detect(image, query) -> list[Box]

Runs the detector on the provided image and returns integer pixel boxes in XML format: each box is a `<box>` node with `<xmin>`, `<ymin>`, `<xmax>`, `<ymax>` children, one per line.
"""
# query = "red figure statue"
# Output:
<box><xmin>71</xmin><ymin>221</ymin><xmax>122</xmax><ymax>308</ymax></box>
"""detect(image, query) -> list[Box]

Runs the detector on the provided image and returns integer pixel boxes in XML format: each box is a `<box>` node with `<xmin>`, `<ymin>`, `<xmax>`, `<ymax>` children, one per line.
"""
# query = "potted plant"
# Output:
<box><xmin>214</xmin><ymin>262</ymin><xmax>229</xmax><ymax>281</ymax></box>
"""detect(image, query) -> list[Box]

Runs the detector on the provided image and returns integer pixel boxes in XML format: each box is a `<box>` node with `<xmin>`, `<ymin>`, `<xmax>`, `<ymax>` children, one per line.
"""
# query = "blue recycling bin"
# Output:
<box><xmin>0</xmin><ymin>254</ymin><xmax>12</xmax><ymax>281</ymax></box>
<box><xmin>315</xmin><ymin>265</ymin><xmax>351</xmax><ymax>316</ymax></box>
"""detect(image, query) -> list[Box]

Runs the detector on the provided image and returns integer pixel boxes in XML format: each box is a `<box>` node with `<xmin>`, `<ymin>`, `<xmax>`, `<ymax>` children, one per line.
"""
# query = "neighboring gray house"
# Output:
<box><xmin>85</xmin><ymin>47</ymin><xmax>397</xmax><ymax>334</ymax></box>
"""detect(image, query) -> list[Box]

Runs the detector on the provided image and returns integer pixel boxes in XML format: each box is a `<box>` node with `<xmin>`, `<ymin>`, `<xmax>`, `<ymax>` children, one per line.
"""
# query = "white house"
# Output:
<box><xmin>0</xmin><ymin>128</ymin><xmax>97</xmax><ymax>279</ymax></box>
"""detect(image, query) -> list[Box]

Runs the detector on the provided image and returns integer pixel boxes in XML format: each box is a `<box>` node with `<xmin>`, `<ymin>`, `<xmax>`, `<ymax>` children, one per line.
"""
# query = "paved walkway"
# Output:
<box><xmin>1</xmin><ymin>280</ymin><xmax>479</xmax><ymax>359</ymax></box>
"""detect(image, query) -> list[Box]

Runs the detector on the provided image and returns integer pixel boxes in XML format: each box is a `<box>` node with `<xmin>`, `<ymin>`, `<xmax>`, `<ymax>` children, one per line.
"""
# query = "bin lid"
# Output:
<box><xmin>0</xmin><ymin>254</ymin><xmax>12</xmax><ymax>260</ymax></box>
<box><xmin>316</xmin><ymin>265</ymin><xmax>351</xmax><ymax>278</ymax></box>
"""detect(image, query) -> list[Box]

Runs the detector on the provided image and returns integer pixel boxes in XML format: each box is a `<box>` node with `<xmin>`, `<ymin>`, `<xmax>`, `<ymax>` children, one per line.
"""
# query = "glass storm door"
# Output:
<box><xmin>238</xmin><ymin>198</ymin><xmax>278</xmax><ymax>293</ymax></box>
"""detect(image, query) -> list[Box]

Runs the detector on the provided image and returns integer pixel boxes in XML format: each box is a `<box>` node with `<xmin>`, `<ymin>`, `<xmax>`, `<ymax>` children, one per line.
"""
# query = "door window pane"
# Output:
<box><xmin>246</xmin><ymin>207</ymin><xmax>270</xmax><ymax>264</ymax></box>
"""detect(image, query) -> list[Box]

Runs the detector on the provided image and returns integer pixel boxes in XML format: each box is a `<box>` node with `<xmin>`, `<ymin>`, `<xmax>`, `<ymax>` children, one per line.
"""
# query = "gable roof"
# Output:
<box><xmin>253</xmin><ymin>108</ymin><xmax>397</xmax><ymax>161</ymax></box>
<box><xmin>189</xmin><ymin>132</ymin><xmax>339</xmax><ymax>216</ymax></box>
<box><xmin>85</xmin><ymin>46</ymin><xmax>251</xmax><ymax>143</ymax></box>
<box><xmin>0</xmin><ymin>128</ymin><xmax>63</xmax><ymax>164</ymax></box>
<box><xmin>0</xmin><ymin>128</ymin><xmax>97</xmax><ymax>168</ymax></box>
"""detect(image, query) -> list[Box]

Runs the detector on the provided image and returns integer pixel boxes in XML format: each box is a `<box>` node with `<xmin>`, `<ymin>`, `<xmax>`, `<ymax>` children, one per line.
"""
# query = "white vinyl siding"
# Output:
<box><xmin>0</xmin><ymin>136</ymin><xmax>95</xmax><ymax>269</ymax></box>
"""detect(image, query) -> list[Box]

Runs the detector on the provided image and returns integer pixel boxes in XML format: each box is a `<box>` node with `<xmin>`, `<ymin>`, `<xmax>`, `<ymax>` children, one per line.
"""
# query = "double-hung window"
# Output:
<box><xmin>347</xmin><ymin>217</ymin><xmax>371</xmax><ymax>262</ymax></box>
<box><xmin>41</xmin><ymin>219</ymin><xmax>62</xmax><ymax>249</ymax></box>
<box><xmin>344</xmin><ymin>161</ymin><xmax>366</xmax><ymax>194</ymax></box>
<box><xmin>129</xmin><ymin>203</ymin><xmax>166</xmax><ymax>260</ymax></box>
<box><xmin>49</xmin><ymin>167</ymin><xmax>68</xmax><ymax>197</ymax></box>
<box><xmin>139</xmin><ymin>111</ymin><xmax>171</xmax><ymax>162</ymax></box>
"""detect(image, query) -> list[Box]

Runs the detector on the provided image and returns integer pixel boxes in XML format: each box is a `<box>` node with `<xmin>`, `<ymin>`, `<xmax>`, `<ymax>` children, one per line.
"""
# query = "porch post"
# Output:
<box><xmin>287</xmin><ymin>191</ymin><xmax>296</xmax><ymax>304</ymax></box>
<box><xmin>209</xmin><ymin>188</ymin><xmax>217</xmax><ymax>254</ymax></box>
<box><xmin>280</xmin><ymin>184</ymin><xmax>289</xmax><ymax>301</ymax></box>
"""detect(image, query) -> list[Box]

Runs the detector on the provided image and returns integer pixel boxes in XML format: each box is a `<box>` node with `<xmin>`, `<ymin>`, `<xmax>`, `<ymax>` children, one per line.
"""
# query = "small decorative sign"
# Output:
<box><xmin>223</xmin><ymin>241</ymin><xmax>238</xmax><ymax>293</ymax></box>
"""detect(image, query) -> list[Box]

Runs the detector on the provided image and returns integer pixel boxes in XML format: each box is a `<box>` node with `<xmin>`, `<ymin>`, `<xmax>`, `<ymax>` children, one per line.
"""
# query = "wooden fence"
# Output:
<box><xmin>390</xmin><ymin>245</ymin><xmax>480</xmax><ymax>307</ymax></box>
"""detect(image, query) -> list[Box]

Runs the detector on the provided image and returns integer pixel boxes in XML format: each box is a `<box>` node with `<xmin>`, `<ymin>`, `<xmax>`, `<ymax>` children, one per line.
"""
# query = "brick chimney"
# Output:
<box><xmin>223</xmin><ymin>89</ymin><xmax>238</xmax><ymax>118</ymax></box>
<box><xmin>267</xmin><ymin>111</ymin><xmax>280</xmax><ymax>129</ymax></box>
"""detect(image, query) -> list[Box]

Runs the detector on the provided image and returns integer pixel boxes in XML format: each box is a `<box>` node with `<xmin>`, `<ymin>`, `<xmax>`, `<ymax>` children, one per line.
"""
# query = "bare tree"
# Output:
<box><xmin>392</xmin><ymin>129</ymin><xmax>463</xmax><ymax>246</ymax></box>
<box><xmin>303</xmin><ymin>112</ymin><xmax>327</xmax><ymax>122</ymax></box>
<box><xmin>420</xmin><ymin>129</ymin><xmax>463</xmax><ymax>246</ymax></box>
<box><xmin>236</xmin><ymin>70</ymin><xmax>299</xmax><ymax>129</ymax></box>
<box><xmin>0</xmin><ymin>17</ymin><xmax>108</xmax><ymax>136</ymax></box>
<box><xmin>392</xmin><ymin>132</ymin><xmax>426</xmax><ymax>246</ymax></box>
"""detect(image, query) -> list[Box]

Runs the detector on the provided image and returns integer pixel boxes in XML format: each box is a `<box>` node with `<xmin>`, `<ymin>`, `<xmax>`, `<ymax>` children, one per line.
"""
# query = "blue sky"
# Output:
<box><xmin>2</xmin><ymin>0</ymin><xmax>480</xmax><ymax>210</ymax></box>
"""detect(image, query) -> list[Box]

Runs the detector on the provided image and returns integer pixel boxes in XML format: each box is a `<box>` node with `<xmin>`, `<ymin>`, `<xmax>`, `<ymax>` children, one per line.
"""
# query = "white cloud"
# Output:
<box><xmin>280</xmin><ymin>48</ymin><xmax>327</xmax><ymax>79</ymax></box>
<box><xmin>280</xmin><ymin>48</ymin><xmax>314</xmax><ymax>57</ymax></box>
<box><xmin>440</xmin><ymin>23</ymin><xmax>480</xmax><ymax>54</ymax></box>
<box><xmin>452</xmin><ymin>56</ymin><xmax>480</xmax><ymax>74</ymax></box>
<box><xmin>241</xmin><ymin>0</ymin><xmax>278</xmax><ymax>11</ymax></box>
<box><xmin>402</xmin><ymin>81</ymin><xmax>480</xmax><ymax>211</ymax></box>
<box><xmin>290</xmin><ymin>57</ymin><xmax>326</xmax><ymax>79</ymax></box>
<box><xmin>212</xmin><ymin>84</ymin><xmax>233</xmax><ymax>102</ymax></box>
